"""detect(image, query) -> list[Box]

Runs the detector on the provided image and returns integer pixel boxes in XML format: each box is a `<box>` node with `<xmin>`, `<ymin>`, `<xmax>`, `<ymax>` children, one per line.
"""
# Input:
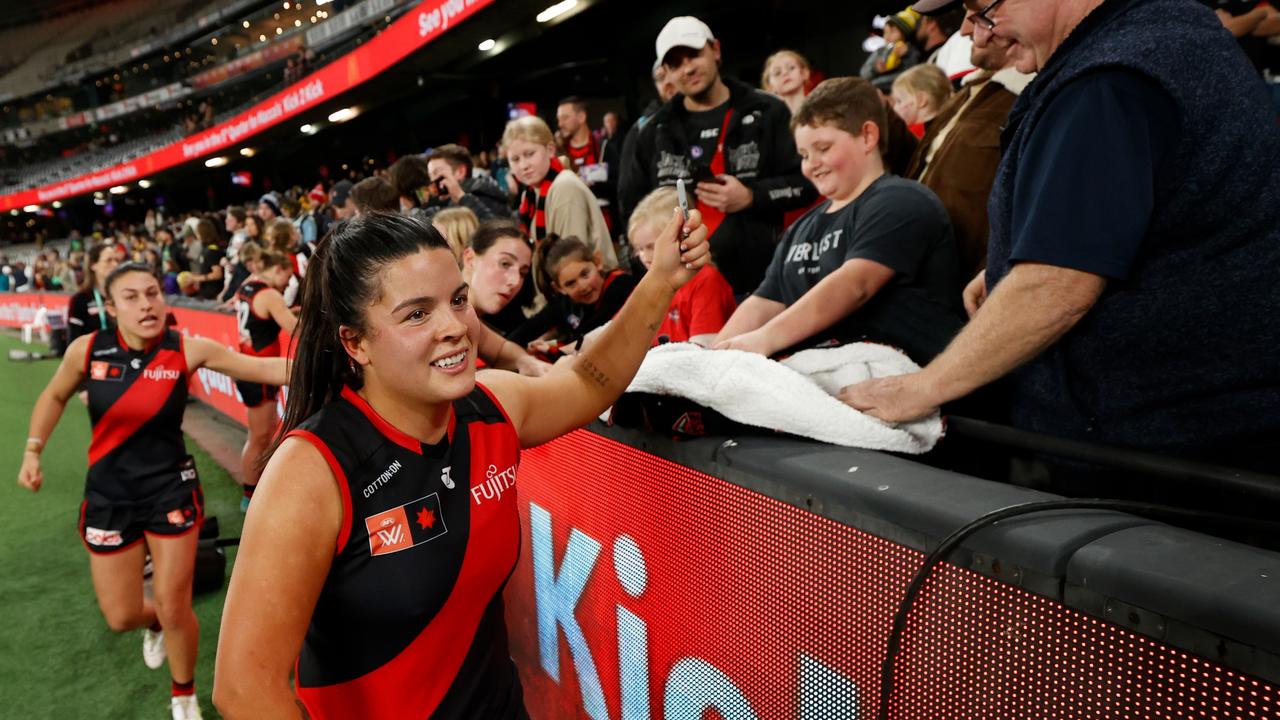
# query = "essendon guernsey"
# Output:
<box><xmin>235</xmin><ymin>279</ymin><xmax>281</xmax><ymax>356</ymax></box>
<box><xmin>85</xmin><ymin>328</ymin><xmax>189</xmax><ymax>501</ymax></box>
<box><xmin>287</xmin><ymin>384</ymin><xmax>525</xmax><ymax>719</ymax></box>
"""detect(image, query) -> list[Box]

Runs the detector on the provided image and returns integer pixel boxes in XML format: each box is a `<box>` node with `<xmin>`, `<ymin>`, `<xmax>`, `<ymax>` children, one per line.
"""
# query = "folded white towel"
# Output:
<box><xmin>617</xmin><ymin>342</ymin><xmax>943</xmax><ymax>454</ymax></box>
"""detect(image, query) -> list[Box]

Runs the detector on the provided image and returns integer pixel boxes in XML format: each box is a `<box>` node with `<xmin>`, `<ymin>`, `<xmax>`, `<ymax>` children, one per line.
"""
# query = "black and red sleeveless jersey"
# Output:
<box><xmin>235</xmin><ymin>279</ymin><xmax>281</xmax><ymax>356</ymax></box>
<box><xmin>288</xmin><ymin>384</ymin><xmax>524</xmax><ymax>719</ymax></box>
<box><xmin>85</xmin><ymin>328</ymin><xmax>189</xmax><ymax>500</ymax></box>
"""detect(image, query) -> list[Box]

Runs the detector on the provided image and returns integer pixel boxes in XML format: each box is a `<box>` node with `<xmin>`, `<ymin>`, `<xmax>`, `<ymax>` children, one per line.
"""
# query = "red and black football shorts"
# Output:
<box><xmin>79</xmin><ymin>457</ymin><xmax>205</xmax><ymax>555</ymax></box>
<box><xmin>236</xmin><ymin>380</ymin><xmax>279</xmax><ymax>409</ymax></box>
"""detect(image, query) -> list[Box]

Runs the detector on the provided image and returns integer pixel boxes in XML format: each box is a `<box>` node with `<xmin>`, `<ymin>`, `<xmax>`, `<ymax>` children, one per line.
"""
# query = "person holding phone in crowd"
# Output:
<box><xmin>619</xmin><ymin>15</ymin><xmax>816</xmax><ymax>296</ymax></box>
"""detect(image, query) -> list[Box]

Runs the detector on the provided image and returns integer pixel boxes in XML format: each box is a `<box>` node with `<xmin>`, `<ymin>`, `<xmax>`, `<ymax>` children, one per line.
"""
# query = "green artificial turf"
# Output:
<box><xmin>0</xmin><ymin>332</ymin><xmax>243</xmax><ymax>719</ymax></box>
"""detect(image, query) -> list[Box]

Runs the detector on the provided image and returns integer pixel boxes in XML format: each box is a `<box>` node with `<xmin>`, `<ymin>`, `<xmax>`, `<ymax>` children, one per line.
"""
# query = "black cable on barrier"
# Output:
<box><xmin>876</xmin><ymin>500</ymin><xmax>1280</xmax><ymax>720</ymax></box>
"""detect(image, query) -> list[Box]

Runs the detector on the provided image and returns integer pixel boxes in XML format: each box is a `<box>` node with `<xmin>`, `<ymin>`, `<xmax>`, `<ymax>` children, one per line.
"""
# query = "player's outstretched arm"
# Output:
<box><xmin>186</xmin><ymin>335</ymin><xmax>290</xmax><ymax>386</ymax></box>
<box><xmin>482</xmin><ymin>209</ymin><xmax>710</xmax><ymax>448</ymax></box>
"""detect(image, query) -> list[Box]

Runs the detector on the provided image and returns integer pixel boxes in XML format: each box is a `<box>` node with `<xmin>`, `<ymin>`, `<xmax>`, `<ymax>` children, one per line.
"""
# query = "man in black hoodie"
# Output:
<box><xmin>421</xmin><ymin>144</ymin><xmax>516</xmax><ymax>222</ymax></box>
<box><xmin>619</xmin><ymin>16</ymin><xmax>816</xmax><ymax>295</ymax></box>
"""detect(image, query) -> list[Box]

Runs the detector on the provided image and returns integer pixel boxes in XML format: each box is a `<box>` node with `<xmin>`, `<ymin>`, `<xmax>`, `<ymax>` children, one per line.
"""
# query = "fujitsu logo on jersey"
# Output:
<box><xmin>363</xmin><ymin>459</ymin><xmax>402</xmax><ymax>498</ymax></box>
<box><xmin>471</xmin><ymin>463</ymin><xmax>517</xmax><ymax>506</ymax></box>
<box><xmin>143</xmin><ymin>367</ymin><xmax>181</xmax><ymax>381</ymax></box>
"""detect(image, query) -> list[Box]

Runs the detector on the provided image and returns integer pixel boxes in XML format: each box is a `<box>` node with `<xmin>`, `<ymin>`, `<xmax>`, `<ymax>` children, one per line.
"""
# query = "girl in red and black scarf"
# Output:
<box><xmin>503</xmin><ymin>115</ymin><xmax>618</xmax><ymax>292</ymax></box>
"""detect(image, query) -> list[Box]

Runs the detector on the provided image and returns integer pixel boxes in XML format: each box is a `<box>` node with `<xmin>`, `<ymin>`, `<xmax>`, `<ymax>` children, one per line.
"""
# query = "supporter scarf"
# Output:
<box><xmin>518</xmin><ymin>157</ymin><xmax>565</xmax><ymax>239</ymax></box>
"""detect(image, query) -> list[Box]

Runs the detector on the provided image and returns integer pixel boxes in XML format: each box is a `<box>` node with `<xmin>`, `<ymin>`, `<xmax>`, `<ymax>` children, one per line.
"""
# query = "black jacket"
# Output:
<box><xmin>618</xmin><ymin>77</ymin><xmax>817</xmax><ymax>295</ymax></box>
<box><xmin>415</xmin><ymin>174</ymin><xmax>515</xmax><ymax>223</ymax></box>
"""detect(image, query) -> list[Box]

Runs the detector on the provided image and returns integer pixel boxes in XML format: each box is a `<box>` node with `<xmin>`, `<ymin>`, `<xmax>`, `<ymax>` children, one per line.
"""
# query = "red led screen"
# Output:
<box><xmin>504</xmin><ymin>430</ymin><xmax>1279</xmax><ymax>719</ymax></box>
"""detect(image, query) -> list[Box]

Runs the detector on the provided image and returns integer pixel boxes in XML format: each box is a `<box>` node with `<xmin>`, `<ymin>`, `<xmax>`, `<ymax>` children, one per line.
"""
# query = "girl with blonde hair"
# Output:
<box><xmin>891</xmin><ymin>63</ymin><xmax>953</xmax><ymax>138</ymax></box>
<box><xmin>503</xmin><ymin>115</ymin><xmax>617</xmax><ymax>282</ymax></box>
<box><xmin>761</xmin><ymin>49</ymin><xmax>813</xmax><ymax>115</ymax></box>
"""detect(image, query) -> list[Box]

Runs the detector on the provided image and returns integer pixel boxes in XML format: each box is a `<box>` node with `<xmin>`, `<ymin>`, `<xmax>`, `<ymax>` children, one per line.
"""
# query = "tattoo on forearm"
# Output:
<box><xmin>578</xmin><ymin>359</ymin><xmax>610</xmax><ymax>388</ymax></box>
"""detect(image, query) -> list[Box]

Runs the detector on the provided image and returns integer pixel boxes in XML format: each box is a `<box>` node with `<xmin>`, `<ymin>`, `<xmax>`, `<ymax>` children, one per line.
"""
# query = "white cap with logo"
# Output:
<box><xmin>655</xmin><ymin>16</ymin><xmax>715</xmax><ymax>66</ymax></box>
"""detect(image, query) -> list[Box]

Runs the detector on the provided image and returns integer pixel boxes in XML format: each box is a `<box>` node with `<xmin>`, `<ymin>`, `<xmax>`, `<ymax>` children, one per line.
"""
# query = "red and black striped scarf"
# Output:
<box><xmin>517</xmin><ymin>157</ymin><xmax>565</xmax><ymax>238</ymax></box>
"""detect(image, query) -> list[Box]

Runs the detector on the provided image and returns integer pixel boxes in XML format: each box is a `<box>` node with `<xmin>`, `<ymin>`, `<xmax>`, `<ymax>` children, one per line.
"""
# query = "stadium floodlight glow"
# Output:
<box><xmin>23</xmin><ymin>204</ymin><xmax>39</xmax><ymax>213</ymax></box>
<box><xmin>295</xmin><ymin>19</ymin><xmax>302</xmax><ymax>27</ymax></box>
<box><xmin>327</xmin><ymin>107</ymin><xmax>358</xmax><ymax>123</ymax></box>
<box><xmin>259</xmin><ymin>34</ymin><xmax>267</xmax><ymax>42</ymax></box>
<box><xmin>536</xmin><ymin>0</ymin><xmax>578</xmax><ymax>23</ymax></box>
<box><xmin>205</xmin><ymin>156</ymin><xmax>229</xmax><ymax>168</ymax></box>
<box><xmin>109</xmin><ymin>185</ymin><xmax>128</xmax><ymax>195</ymax></box>
<box><xmin>138</xmin><ymin>179</ymin><xmax>152</xmax><ymax>189</ymax></box>
<box><xmin>243</xmin><ymin>20</ymin><xmax>250</xmax><ymax>28</ymax></box>
<box><xmin>478</xmin><ymin>38</ymin><xmax>496</xmax><ymax>51</ymax></box>
<box><xmin>300</xmin><ymin>123</ymin><xmax>318</xmax><ymax>135</ymax></box>
<box><xmin>276</xmin><ymin>27</ymin><xmax>283</xmax><ymax>35</ymax></box>
<box><xmin>316</xmin><ymin>0</ymin><xmax>332</xmax><ymax>5</ymax></box>
<box><xmin>51</xmin><ymin>201</ymin><xmax>62</xmax><ymax>209</ymax></box>
<box><xmin>240</xmin><ymin>147</ymin><xmax>257</xmax><ymax>157</ymax></box>
<box><xmin>9</xmin><ymin>209</ymin><xmax>17</xmax><ymax>216</ymax></box>
<box><xmin>283</xmin><ymin>1</ymin><xmax>291</xmax><ymax>7</ymax></box>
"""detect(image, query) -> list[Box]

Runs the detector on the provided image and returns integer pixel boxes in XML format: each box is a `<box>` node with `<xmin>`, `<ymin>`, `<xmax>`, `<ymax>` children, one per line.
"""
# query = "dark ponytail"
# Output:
<box><xmin>271</xmin><ymin>212</ymin><xmax>451</xmax><ymax>455</ymax></box>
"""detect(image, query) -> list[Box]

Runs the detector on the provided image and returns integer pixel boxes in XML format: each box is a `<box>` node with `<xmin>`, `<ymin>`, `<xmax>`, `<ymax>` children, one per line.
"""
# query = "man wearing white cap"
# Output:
<box><xmin>841</xmin><ymin>0</ymin><xmax>1280</xmax><ymax>474</ymax></box>
<box><xmin>618</xmin><ymin>16</ymin><xmax>816</xmax><ymax>296</ymax></box>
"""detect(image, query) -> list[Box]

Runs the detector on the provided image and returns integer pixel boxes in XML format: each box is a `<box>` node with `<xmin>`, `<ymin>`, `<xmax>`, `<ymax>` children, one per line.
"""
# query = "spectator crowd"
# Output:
<box><xmin>6</xmin><ymin>0</ymin><xmax>1279</xmax><ymax>489</ymax></box>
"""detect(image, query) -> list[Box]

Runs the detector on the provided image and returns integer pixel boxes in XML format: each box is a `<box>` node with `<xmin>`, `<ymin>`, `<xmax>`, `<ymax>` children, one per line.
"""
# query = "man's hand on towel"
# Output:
<box><xmin>711</xmin><ymin>328</ymin><xmax>776</xmax><ymax>356</ymax></box>
<box><xmin>838</xmin><ymin>373</ymin><xmax>939</xmax><ymax>423</ymax></box>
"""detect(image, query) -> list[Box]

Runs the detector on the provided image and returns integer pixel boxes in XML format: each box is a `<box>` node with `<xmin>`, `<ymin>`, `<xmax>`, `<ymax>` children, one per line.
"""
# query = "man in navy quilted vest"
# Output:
<box><xmin>839</xmin><ymin>0</ymin><xmax>1280</xmax><ymax>474</ymax></box>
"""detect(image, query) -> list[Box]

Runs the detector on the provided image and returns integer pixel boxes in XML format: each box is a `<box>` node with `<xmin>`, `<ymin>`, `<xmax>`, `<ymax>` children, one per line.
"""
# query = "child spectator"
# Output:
<box><xmin>762</xmin><ymin>50</ymin><xmax>813</xmax><ymax>115</ymax></box>
<box><xmin>861</xmin><ymin>9</ymin><xmax>923</xmax><ymax>89</ymax></box>
<box><xmin>161</xmin><ymin>257</ymin><xmax>183</xmax><ymax>295</ymax></box>
<box><xmin>431</xmin><ymin>206</ymin><xmax>480</xmax><ymax>262</ymax></box>
<box><xmin>509</xmin><ymin>235</ymin><xmax>636</xmax><ymax>355</ymax></box>
<box><xmin>265</xmin><ymin>218</ymin><xmax>305</xmax><ymax>304</ymax></box>
<box><xmin>503</xmin><ymin>115</ymin><xmax>618</xmax><ymax>278</ymax></box>
<box><xmin>629</xmin><ymin>187</ymin><xmax>736</xmax><ymax>346</ymax></box>
<box><xmin>713</xmin><ymin>77</ymin><xmax>964</xmax><ymax>364</ymax></box>
<box><xmin>462</xmin><ymin>220</ymin><xmax>534</xmax><ymax>336</ymax></box>
<box><xmin>349</xmin><ymin>176</ymin><xmax>400</xmax><ymax>216</ymax></box>
<box><xmin>891</xmin><ymin>64</ymin><xmax>952</xmax><ymax>138</ymax></box>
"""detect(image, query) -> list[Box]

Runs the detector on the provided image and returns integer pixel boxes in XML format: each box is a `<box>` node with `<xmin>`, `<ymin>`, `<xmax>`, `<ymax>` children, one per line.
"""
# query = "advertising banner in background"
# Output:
<box><xmin>505</xmin><ymin>430</ymin><xmax>1280</xmax><ymax>720</ymax></box>
<box><xmin>0</xmin><ymin>292</ymin><xmax>71</xmax><ymax>328</ymax></box>
<box><xmin>0</xmin><ymin>0</ymin><xmax>496</xmax><ymax>212</ymax></box>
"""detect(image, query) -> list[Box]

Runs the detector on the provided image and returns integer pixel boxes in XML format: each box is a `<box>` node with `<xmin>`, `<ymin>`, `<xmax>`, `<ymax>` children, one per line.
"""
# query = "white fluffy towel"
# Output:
<box><xmin>617</xmin><ymin>342</ymin><xmax>943</xmax><ymax>454</ymax></box>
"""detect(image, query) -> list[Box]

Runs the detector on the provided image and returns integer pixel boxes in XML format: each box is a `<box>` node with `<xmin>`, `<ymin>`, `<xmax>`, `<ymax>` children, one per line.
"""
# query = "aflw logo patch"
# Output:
<box><xmin>90</xmin><ymin>361</ymin><xmax>125</xmax><ymax>381</ymax></box>
<box><xmin>364</xmin><ymin>493</ymin><xmax>448</xmax><ymax>557</ymax></box>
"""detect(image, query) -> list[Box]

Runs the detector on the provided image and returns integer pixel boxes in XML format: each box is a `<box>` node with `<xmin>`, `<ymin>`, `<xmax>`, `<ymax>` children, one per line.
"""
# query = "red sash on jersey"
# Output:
<box><xmin>697</xmin><ymin>108</ymin><xmax>735</xmax><ymax>238</ymax></box>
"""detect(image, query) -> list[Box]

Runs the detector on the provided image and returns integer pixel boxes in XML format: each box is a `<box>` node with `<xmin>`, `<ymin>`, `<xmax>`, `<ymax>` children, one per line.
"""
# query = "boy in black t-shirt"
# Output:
<box><xmin>713</xmin><ymin>77</ymin><xmax>964</xmax><ymax>363</ymax></box>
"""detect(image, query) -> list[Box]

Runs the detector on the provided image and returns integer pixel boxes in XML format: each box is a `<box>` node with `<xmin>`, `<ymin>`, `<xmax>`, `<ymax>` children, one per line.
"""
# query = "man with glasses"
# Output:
<box><xmin>840</xmin><ymin>0</ymin><xmax>1280</xmax><ymax>474</ymax></box>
